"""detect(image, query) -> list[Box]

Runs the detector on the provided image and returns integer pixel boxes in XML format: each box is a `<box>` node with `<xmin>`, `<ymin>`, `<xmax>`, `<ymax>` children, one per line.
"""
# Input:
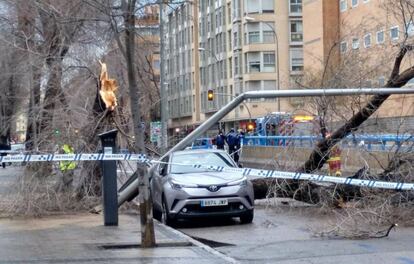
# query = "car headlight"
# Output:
<box><xmin>226</xmin><ymin>177</ymin><xmax>248</xmax><ymax>186</ymax></box>
<box><xmin>168</xmin><ymin>178</ymin><xmax>198</xmax><ymax>189</ymax></box>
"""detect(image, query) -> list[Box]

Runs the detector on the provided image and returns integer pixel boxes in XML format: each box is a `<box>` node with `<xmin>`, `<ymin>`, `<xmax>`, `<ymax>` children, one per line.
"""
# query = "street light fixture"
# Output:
<box><xmin>244</xmin><ymin>16</ymin><xmax>281</xmax><ymax>112</ymax></box>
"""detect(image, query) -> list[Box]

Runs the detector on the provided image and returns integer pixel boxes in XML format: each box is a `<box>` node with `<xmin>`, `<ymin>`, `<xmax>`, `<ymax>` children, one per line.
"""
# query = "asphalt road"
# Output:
<box><xmin>177</xmin><ymin>200</ymin><xmax>414</xmax><ymax>264</ymax></box>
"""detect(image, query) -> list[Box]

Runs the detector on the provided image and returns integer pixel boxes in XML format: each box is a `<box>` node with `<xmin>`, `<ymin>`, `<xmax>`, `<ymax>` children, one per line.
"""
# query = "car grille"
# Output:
<box><xmin>182</xmin><ymin>202</ymin><xmax>244</xmax><ymax>214</ymax></box>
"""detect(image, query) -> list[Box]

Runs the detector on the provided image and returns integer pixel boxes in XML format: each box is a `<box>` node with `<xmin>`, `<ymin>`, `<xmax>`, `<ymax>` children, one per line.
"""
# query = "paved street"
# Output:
<box><xmin>178</xmin><ymin>200</ymin><xmax>414</xmax><ymax>264</ymax></box>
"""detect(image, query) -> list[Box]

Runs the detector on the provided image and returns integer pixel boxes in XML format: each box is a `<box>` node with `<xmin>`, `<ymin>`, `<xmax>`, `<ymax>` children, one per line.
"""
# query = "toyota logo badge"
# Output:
<box><xmin>208</xmin><ymin>185</ymin><xmax>219</xmax><ymax>192</ymax></box>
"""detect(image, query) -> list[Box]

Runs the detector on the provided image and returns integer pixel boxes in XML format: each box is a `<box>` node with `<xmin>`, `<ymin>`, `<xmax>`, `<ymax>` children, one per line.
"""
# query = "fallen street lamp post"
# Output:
<box><xmin>117</xmin><ymin>87</ymin><xmax>414</xmax><ymax>206</ymax></box>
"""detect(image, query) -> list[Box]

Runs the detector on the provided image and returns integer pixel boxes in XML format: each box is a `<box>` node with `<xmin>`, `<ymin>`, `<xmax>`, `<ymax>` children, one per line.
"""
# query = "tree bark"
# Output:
<box><xmin>123</xmin><ymin>0</ymin><xmax>155</xmax><ymax>247</ymax></box>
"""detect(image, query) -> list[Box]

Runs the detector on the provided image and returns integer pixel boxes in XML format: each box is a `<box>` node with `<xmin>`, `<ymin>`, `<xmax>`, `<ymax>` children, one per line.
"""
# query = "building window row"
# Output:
<box><xmin>245</xmin><ymin>52</ymin><xmax>276</xmax><ymax>73</ymax></box>
<box><xmin>244</xmin><ymin>0</ymin><xmax>274</xmax><ymax>15</ymax></box>
<box><xmin>340</xmin><ymin>26</ymin><xmax>400</xmax><ymax>53</ymax></box>
<box><xmin>169</xmin><ymin>95</ymin><xmax>193</xmax><ymax>118</ymax></box>
<box><xmin>340</xmin><ymin>0</ymin><xmax>370</xmax><ymax>12</ymax></box>
<box><xmin>244</xmin><ymin>22</ymin><xmax>275</xmax><ymax>44</ymax></box>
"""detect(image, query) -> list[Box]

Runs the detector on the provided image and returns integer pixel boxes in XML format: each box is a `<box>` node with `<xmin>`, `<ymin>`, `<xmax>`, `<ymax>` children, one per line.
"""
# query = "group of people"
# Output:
<box><xmin>215</xmin><ymin>128</ymin><xmax>243</xmax><ymax>163</ymax></box>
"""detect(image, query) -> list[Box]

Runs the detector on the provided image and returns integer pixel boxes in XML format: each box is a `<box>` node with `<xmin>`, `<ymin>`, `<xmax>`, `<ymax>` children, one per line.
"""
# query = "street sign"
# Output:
<box><xmin>150</xmin><ymin>121</ymin><xmax>161</xmax><ymax>143</ymax></box>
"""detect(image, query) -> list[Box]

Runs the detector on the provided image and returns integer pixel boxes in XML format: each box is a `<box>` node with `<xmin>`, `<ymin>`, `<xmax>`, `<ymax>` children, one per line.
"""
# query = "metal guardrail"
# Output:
<box><xmin>242</xmin><ymin>135</ymin><xmax>414</xmax><ymax>151</ymax></box>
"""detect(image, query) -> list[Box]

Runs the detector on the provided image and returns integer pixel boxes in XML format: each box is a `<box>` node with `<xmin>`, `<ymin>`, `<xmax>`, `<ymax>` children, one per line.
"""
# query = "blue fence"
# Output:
<box><xmin>242</xmin><ymin>135</ymin><xmax>414</xmax><ymax>152</ymax></box>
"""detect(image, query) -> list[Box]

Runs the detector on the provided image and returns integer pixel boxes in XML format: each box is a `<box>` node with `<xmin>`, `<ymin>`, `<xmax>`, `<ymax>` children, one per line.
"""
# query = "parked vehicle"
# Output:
<box><xmin>150</xmin><ymin>149</ymin><xmax>254</xmax><ymax>226</ymax></box>
<box><xmin>10</xmin><ymin>143</ymin><xmax>25</xmax><ymax>153</ymax></box>
<box><xmin>190</xmin><ymin>138</ymin><xmax>214</xmax><ymax>149</ymax></box>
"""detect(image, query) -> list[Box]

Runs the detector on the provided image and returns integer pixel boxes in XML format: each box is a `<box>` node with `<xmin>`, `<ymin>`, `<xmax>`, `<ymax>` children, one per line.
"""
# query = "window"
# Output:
<box><xmin>263</xmin><ymin>31</ymin><xmax>274</xmax><ymax>43</ymax></box>
<box><xmin>363</xmin><ymin>0</ymin><xmax>369</xmax><ymax>3</ymax></box>
<box><xmin>290</xmin><ymin>48</ymin><xmax>303</xmax><ymax>72</ymax></box>
<box><xmin>290</xmin><ymin>21</ymin><xmax>303</xmax><ymax>43</ymax></box>
<box><xmin>390</xmin><ymin>26</ymin><xmax>399</xmax><ymax>40</ymax></box>
<box><xmin>246</xmin><ymin>81</ymin><xmax>261</xmax><ymax>91</ymax></box>
<box><xmin>352</xmin><ymin>0</ymin><xmax>358</xmax><ymax>7</ymax></box>
<box><xmin>262</xmin><ymin>0</ymin><xmax>274</xmax><ymax>13</ymax></box>
<box><xmin>245</xmin><ymin>0</ymin><xmax>274</xmax><ymax>14</ymax></box>
<box><xmin>340</xmin><ymin>41</ymin><xmax>348</xmax><ymax>53</ymax></box>
<box><xmin>227</xmin><ymin>3</ymin><xmax>231</xmax><ymax>24</ymax></box>
<box><xmin>376</xmin><ymin>30</ymin><xmax>385</xmax><ymax>44</ymax></box>
<box><xmin>364</xmin><ymin>34</ymin><xmax>371</xmax><ymax>48</ymax></box>
<box><xmin>248</xmin><ymin>31</ymin><xmax>260</xmax><ymax>43</ymax></box>
<box><xmin>263</xmin><ymin>52</ymin><xmax>275</xmax><ymax>72</ymax></box>
<box><xmin>340</xmin><ymin>0</ymin><xmax>347</xmax><ymax>12</ymax></box>
<box><xmin>352</xmin><ymin>38</ymin><xmax>359</xmax><ymax>49</ymax></box>
<box><xmin>245</xmin><ymin>0</ymin><xmax>260</xmax><ymax>14</ymax></box>
<box><xmin>263</xmin><ymin>80</ymin><xmax>276</xmax><ymax>90</ymax></box>
<box><xmin>290</xmin><ymin>0</ymin><xmax>302</xmax><ymax>14</ymax></box>
<box><xmin>234</xmin><ymin>55</ymin><xmax>240</xmax><ymax>75</ymax></box>
<box><xmin>246</xmin><ymin>52</ymin><xmax>260</xmax><ymax>72</ymax></box>
<box><xmin>228</xmin><ymin>30</ymin><xmax>232</xmax><ymax>49</ymax></box>
<box><xmin>263</xmin><ymin>22</ymin><xmax>275</xmax><ymax>43</ymax></box>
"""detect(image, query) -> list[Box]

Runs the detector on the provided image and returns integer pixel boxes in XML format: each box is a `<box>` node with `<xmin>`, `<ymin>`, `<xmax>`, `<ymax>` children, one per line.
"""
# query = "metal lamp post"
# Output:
<box><xmin>159</xmin><ymin>1</ymin><xmax>168</xmax><ymax>152</ymax></box>
<box><xmin>245</xmin><ymin>16</ymin><xmax>280</xmax><ymax>112</ymax></box>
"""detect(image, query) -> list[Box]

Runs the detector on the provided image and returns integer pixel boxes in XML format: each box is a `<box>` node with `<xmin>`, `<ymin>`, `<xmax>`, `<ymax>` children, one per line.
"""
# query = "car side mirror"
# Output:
<box><xmin>158</xmin><ymin>165</ymin><xmax>165</xmax><ymax>176</ymax></box>
<box><xmin>160</xmin><ymin>165</ymin><xmax>168</xmax><ymax>176</ymax></box>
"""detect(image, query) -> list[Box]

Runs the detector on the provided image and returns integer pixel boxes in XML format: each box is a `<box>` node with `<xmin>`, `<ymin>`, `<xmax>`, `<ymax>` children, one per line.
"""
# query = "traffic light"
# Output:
<box><xmin>207</xmin><ymin>89</ymin><xmax>214</xmax><ymax>101</ymax></box>
<box><xmin>247</xmin><ymin>122</ymin><xmax>255</xmax><ymax>132</ymax></box>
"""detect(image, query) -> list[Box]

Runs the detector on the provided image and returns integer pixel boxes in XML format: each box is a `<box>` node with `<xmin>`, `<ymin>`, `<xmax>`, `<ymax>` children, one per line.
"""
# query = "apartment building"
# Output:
<box><xmin>303</xmin><ymin>0</ymin><xmax>414</xmax><ymax>132</ymax></box>
<box><xmin>164</xmin><ymin>0</ymin><xmax>304</xmax><ymax>136</ymax></box>
<box><xmin>164</xmin><ymin>0</ymin><xmax>413</xmax><ymax>137</ymax></box>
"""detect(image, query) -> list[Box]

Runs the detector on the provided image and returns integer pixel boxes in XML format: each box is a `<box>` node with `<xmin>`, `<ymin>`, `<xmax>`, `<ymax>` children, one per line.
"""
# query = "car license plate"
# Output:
<box><xmin>200</xmin><ymin>199</ymin><xmax>228</xmax><ymax>207</ymax></box>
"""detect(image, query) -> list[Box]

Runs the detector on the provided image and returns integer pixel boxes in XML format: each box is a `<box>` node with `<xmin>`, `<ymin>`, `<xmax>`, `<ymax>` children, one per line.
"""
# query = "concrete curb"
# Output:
<box><xmin>155</xmin><ymin>220</ymin><xmax>239</xmax><ymax>264</ymax></box>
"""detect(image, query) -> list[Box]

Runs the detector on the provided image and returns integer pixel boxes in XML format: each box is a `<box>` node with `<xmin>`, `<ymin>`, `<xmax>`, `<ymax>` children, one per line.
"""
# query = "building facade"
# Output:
<box><xmin>164</xmin><ymin>0</ymin><xmax>304</xmax><ymax>137</ymax></box>
<box><xmin>163</xmin><ymin>0</ymin><xmax>414</xmax><ymax>138</ymax></box>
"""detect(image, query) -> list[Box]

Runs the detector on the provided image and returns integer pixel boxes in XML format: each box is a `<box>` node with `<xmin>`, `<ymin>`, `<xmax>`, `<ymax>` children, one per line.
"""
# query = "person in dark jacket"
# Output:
<box><xmin>215</xmin><ymin>130</ymin><xmax>226</xmax><ymax>150</ymax></box>
<box><xmin>225</xmin><ymin>128</ymin><xmax>240</xmax><ymax>163</ymax></box>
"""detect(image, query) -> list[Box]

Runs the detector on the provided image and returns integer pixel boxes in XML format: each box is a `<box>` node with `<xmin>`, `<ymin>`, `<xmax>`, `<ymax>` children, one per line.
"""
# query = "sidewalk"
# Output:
<box><xmin>0</xmin><ymin>213</ymin><xmax>237</xmax><ymax>263</ymax></box>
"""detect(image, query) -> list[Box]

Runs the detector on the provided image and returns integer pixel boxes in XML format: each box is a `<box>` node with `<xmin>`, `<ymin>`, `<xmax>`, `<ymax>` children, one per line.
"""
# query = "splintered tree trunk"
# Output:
<box><xmin>124</xmin><ymin>0</ymin><xmax>155</xmax><ymax>247</ymax></box>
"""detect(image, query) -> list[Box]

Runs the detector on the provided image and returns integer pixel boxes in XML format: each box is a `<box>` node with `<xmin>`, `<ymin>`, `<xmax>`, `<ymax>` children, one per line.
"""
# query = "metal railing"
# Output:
<box><xmin>242</xmin><ymin>135</ymin><xmax>414</xmax><ymax>152</ymax></box>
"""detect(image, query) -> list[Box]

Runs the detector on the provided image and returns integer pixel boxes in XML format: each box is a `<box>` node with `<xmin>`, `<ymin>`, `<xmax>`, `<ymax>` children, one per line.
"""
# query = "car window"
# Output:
<box><xmin>170</xmin><ymin>152</ymin><xmax>235</xmax><ymax>174</ymax></box>
<box><xmin>193</xmin><ymin>140</ymin><xmax>203</xmax><ymax>146</ymax></box>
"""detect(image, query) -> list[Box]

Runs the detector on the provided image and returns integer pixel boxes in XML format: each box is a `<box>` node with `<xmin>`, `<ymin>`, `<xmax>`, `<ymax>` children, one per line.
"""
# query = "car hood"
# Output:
<box><xmin>169</xmin><ymin>171</ymin><xmax>243</xmax><ymax>186</ymax></box>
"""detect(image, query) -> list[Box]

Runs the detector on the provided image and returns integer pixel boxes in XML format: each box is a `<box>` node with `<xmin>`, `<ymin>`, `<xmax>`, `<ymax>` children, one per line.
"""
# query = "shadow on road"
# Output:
<box><xmin>174</xmin><ymin>217</ymin><xmax>245</xmax><ymax>229</ymax></box>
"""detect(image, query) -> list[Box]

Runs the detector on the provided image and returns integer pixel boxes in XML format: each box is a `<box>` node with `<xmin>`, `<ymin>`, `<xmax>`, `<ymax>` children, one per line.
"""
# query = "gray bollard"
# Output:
<box><xmin>98</xmin><ymin>129</ymin><xmax>118</xmax><ymax>226</ymax></box>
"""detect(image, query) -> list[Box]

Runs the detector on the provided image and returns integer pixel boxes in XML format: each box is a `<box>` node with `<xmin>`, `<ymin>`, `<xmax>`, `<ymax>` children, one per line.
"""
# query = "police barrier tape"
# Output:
<box><xmin>0</xmin><ymin>153</ymin><xmax>148</xmax><ymax>163</ymax></box>
<box><xmin>1</xmin><ymin>153</ymin><xmax>413</xmax><ymax>191</ymax></box>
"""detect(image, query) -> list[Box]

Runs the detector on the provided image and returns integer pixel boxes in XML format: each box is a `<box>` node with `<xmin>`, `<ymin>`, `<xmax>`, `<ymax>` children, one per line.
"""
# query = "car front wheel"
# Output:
<box><xmin>161</xmin><ymin>198</ymin><xmax>175</xmax><ymax>226</ymax></box>
<box><xmin>240</xmin><ymin>210</ymin><xmax>254</xmax><ymax>224</ymax></box>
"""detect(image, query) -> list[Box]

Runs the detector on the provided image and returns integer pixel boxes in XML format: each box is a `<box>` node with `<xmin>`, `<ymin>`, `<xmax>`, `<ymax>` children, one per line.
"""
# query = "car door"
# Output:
<box><xmin>152</xmin><ymin>155</ymin><xmax>169</xmax><ymax>210</ymax></box>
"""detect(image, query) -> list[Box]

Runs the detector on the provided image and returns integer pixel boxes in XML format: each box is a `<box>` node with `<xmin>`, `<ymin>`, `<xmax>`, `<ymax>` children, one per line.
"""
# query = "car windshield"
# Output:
<box><xmin>170</xmin><ymin>152</ymin><xmax>235</xmax><ymax>174</ymax></box>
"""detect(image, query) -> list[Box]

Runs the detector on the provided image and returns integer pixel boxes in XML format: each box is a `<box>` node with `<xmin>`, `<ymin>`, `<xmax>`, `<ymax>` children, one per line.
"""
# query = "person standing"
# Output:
<box><xmin>215</xmin><ymin>130</ymin><xmax>226</xmax><ymax>150</ymax></box>
<box><xmin>226</xmin><ymin>128</ymin><xmax>240</xmax><ymax>163</ymax></box>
